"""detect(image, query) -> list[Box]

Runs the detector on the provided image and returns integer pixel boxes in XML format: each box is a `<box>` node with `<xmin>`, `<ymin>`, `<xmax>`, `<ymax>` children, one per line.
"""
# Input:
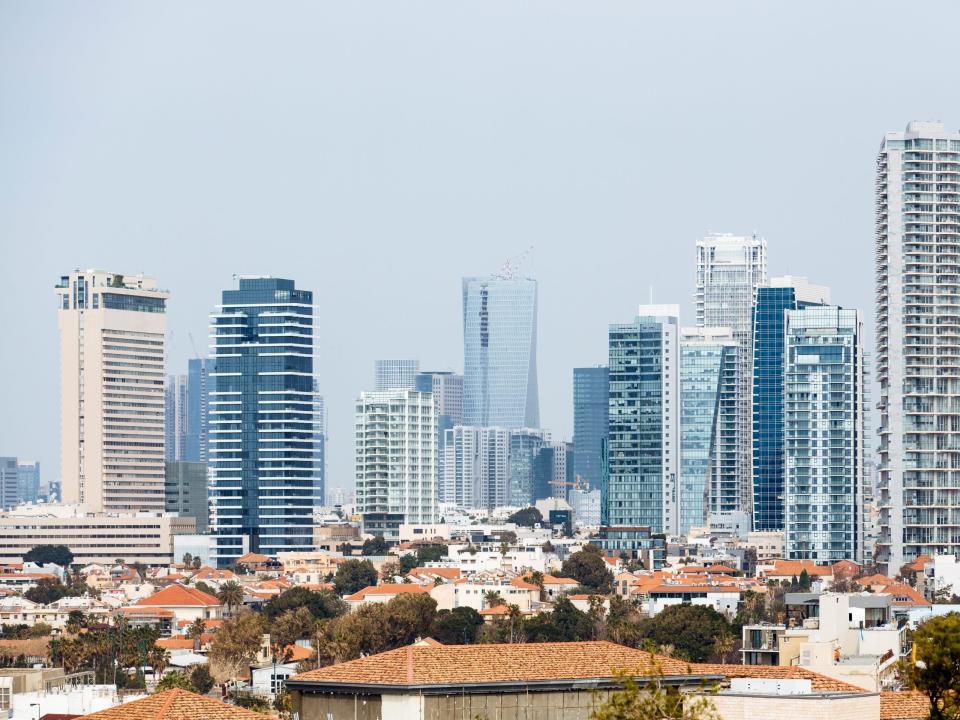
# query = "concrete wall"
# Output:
<box><xmin>423</xmin><ymin>689</ymin><xmax>611</xmax><ymax>720</ymax></box>
<box><xmin>295</xmin><ymin>692</ymin><xmax>383</xmax><ymax>720</ymax></box>
<box><xmin>707</xmin><ymin>692</ymin><xmax>878</xmax><ymax>720</ymax></box>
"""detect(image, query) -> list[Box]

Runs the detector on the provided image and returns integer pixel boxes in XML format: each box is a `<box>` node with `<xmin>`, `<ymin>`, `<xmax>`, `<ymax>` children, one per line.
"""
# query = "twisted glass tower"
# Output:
<box><xmin>209</xmin><ymin>277</ymin><xmax>320</xmax><ymax>564</ymax></box>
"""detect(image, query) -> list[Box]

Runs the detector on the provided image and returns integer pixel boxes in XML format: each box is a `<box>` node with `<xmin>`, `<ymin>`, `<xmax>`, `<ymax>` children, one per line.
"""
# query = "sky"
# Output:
<box><xmin>2</xmin><ymin>1</ymin><xmax>959</xmax><ymax>496</ymax></box>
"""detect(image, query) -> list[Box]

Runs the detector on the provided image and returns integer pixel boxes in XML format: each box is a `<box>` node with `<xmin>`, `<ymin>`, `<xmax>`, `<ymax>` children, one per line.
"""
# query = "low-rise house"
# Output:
<box><xmin>0</xmin><ymin>595</ymin><xmax>113</xmax><ymax>631</ymax></box>
<box><xmin>429</xmin><ymin>577</ymin><xmax>539</xmax><ymax>612</ymax></box>
<box><xmin>537</xmin><ymin>574</ymin><xmax>579</xmax><ymax>600</ymax></box>
<box><xmin>130</xmin><ymin>584</ymin><xmax>222</xmax><ymax>630</ymax></box>
<box><xmin>78</xmin><ymin>688</ymin><xmax>267</xmax><ymax>720</ymax></box>
<box><xmin>757</xmin><ymin>559</ymin><xmax>836</xmax><ymax>586</ymax></box>
<box><xmin>344</xmin><ymin>584</ymin><xmax>430</xmax><ymax>610</ymax></box>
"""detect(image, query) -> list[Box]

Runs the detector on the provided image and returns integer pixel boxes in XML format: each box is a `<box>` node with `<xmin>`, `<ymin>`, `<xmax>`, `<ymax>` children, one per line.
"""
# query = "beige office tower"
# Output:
<box><xmin>55</xmin><ymin>270</ymin><xmax>168</xmax><ymax>512</ymax></box>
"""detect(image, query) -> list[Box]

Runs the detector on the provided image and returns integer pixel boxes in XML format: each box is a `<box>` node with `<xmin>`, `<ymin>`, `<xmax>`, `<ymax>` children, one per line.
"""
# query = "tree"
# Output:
<box><xmin>192</xmin><ymin>556</ymin><xmax>202</xmax><ymax>570</ymax></box>
<box><xmin>25</xmin><ymin>578</ymin><xmax>68</xmax><ymax>604</ymax></box>
<box><xmin>148</xmin><ymin>646</ymin><xmax>170</xmax><ymax>676</ymax></box>
<box><xmin>194</xmin><ymin>581</ymin><xmax>216</xmax><ymax>597</ymax></box>
<box><xmin>189</xmin><ymin>664</ymin><xmax>215</xmax><ymax>695</ymax></box>
<box><xmin>271</xmin><ymin>607</ymin><xmax>316</xmax><ymax>655</ymax></box>
<box><xmin>589</xmin><ymin>665</ymin><xmax>719</xmax><ymax>720</ymax></box>
<box><xmin>431</xmin><ymin>607</ymin><xmax>484</xmax><ymax>645</ymax></box>
<box><xmin>637</xmin><ymin>605</ymin><xmax>733</xmax><ymax>663</ymax></box>
<box><xmin>902</xmin><ymin>613</ymin><xmax>960</xmax><ymax>720</ymax></box>
<box><xmin>333</xmin><ymin>559</ymin><xmax>378</xmax><ymax>596</ymax></box>
<box><xmin>155</xmin><ymin>670</ymin><xmax>193</xmax><ymax>692</ymax></box>
<box><xmin>797</xmin><ymin>569</ymin><xmax>811</xmax><ymax>592</ymax></box>
<box><xmin>524</xmin><ymin>597</ymin><xmax>594</xmax><ymax>643</ymax></box>
<box><xmin>361</xmin><ymin>535</ymin><xmax>389</xmax><ymax>555</ymax></box>
<box><xmin>24</xmin><ymin>545</ymin><xmax>74</xmax><ymax>567</ymax></box>
<box><xmin>483</xmin><ymin>590</ymin><xmax>504</xmax><ymax>609</ymax></box>
<box><xmin>264</xmin><ymin>587</ymin><xmax>346</xmax><ymax>621</ymax></box>
<box><xmin>561</xmin><ymin>544</ymin><xmax>614</xmax><ymax>594</ymax></box>
<box><xmin>22</xmin><ymin>622</ymin><xmax>53</xmax><ymax>638</ymax></box>
<box><xmin>528</xmin><ymin>571</ymin><xmax>546</xmax><ymax>602</ymax></box>
<box><xmin>182</xmin><ymin>553</ymin><xmax>194</xmax><ymax>566</ymax></box>
<box><xmin>507</xmin><ymin>507</ymin><xmax>543</xmax><ymax>527</ymax></box>
<box><xmin>217</xmin><ymin>581</ymin><xmax>244</xmax><ymax>616</ymax></box>
<box><xmin>209</xmin><ymin>610</ymin><xmax>266</xmax><ymax>681</ymax></box>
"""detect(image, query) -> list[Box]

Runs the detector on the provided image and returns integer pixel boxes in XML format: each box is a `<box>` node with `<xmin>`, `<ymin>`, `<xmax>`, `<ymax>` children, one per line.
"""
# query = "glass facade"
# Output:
<box><xmin>415</xmin><ymin>372</ymin><xmax>463</xmax><ymax>503</ymax></box>
<box><xmin>186</xmin><ymin>357</ymin><xmax>215</xmax><ymax>463</ymax></box>
<box><xmin>604</xmin><ymin>307</ymin><xmax>679</xmax><ymax>534</ymax></box>
<box><xmin>462</xmin><ymin>277</ymin><xmax>539</xmax><ymax>429</ymax></box>
<box><xmin>165</xmin><ymin>374</ymin><xmax>188</xmax><ymax>462</ymax></box>
<box><xmin>443</xmin><ymin>425</ymin><xmax>510</xmax><ymax>509</ymax></box>
<box><xmin>209</xmin><ymin>277</ymin><xmax>320</xmax><ymax>564</ymax></box>
<box><xmin>507</xmin><ymin>428</ymin><xmax>547</xmax><ymax>506</ymax></box>
<box><xmin>17</xmin><ymin>461</ymin><xmax>39</xmax><ymax>505</ymax></box>
<box><xmin>784</xmin><ymin>307</ymin><xmax>865</xmax><ymax>562</ymax></box>
<box><xmin>573</xmin><ymin>367</ymin><xmax>609</xmax><ymax>492</ymax></box>
<box><xmin>375</xmin><ymin>360</ymin><xmax>420</xmax><ymax>391</ymax></box>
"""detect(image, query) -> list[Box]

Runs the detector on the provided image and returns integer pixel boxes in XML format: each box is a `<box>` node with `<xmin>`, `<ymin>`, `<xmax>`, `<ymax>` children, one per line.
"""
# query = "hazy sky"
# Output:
<box><xmin>2</xmin><ymin>1</ymin><xmax>958</xmax><ymax>495</ymax></box>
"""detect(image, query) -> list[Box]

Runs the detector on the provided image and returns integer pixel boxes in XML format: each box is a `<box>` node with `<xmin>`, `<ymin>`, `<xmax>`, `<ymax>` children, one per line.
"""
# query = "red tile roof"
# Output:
<box><xmin>880</xmin><ymin>691</ymin><xmax>929</xmax><ymax>719</ymax></box>
<box><xmin>290</xmin><ymin>641</ymin><xmax>693</xmax><ymax>686</ymax></box>
<box><xmin>136</xmin><ymin>584</ymin><xmax>220</xmax><ymax>608</ymax></box>
<box><xmin>345</xmin><ymin>584</ymin><xmax>429</xmax><ymax>601</ymax></box>
<box><xmin>692</xmin><ymin>663</ymin><xmax>865</xmax><ymax>693</ymax></box>
<box><xmin>880</xmin><ymin>583</ymin><xmax>930</xmax><ymax>607</ymax></box>
<box><xmin>763</xmin><ymin>560</ymin><xmax>834</xmax><ymax>577</ymax></box>
<box><xmin>79</xmin><ymin>688</ymin><xmax>265</xmax><ymax>720</ymax></box>
<box><xmin>236</xmin><ymin>552</ymin><xmax>271</xmax><ymax>564</ymax></box>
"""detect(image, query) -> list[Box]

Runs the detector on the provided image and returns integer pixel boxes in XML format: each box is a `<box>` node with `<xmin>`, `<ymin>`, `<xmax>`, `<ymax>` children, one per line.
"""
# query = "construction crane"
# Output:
<box><xmin>497</xmin><ymin>246</ymin><xmax>534</xmax><ymax>280</ymax></box>
<box><xmin>188</xmin><ymin>332</ymin><xmax>201</xmax><ymax>358</ymax></box>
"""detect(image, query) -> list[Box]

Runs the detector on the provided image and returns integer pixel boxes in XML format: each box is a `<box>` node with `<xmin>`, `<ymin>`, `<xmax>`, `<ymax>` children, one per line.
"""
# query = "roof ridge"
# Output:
<box><xmin>153</xmin><ymin>688</ymin><xmax>184</xmax><ymax>719</ymax></box>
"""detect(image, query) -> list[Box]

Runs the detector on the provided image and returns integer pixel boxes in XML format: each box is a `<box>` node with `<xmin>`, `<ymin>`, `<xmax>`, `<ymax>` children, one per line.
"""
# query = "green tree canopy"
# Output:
<box><xmin>561</xmin><ymin>544</ymin><xmax>614</xmax><ymax>594</ymax></box>
<box><xmin>264</xmin><ymin>586</ymin><xmax>346</xmax><ymax>620</ymax></box>
<box><xmin>361</xmin><ymin>535</ymin><xmax>390</xmax><ymax>555</ymax></box>
<box><xmin>25</xmin><ymin>578</ymin><xmax>68</xmax><ymax>604</ymax></box>
<box><xmin>209</xmin><ymin>610</ymin><xmax>266</xmax><ymax>681</ymax></box>
<box><xmin>637</xmin><ymin>605</ymin><xmax>732</xmax><ymax>662</ymax></box>
<box><xmin>431</xmin><ymin>607</ymin><xmax>484</xmax><ymax>645</ymax></box>
<box><xmin>24</xmin><ymin>545</ymin><xmax>74</xmax><ymax>567</ymax></box>
<box><xmin>189</xmin><ymin>664</ymin><xmax>215</xmax><ymax>695</ymax></box>
<box><xmin>155</xmin><ymin>670</ymin><xmax>193</xmax><ymax>692</ymax></box>
<box><xmin>334</xmin><ymin>559</ymin><xmax>378</xmax><ymax>596</ymax></box>
<box><xmin>507</xmin><ymin>507</ymin><xmax>543</xmax><ymax>527</ymax></box>
<box><xmin>902</xmin><ymin>612</ymin><xmax>960</xmax><ymax>720</ymax></box>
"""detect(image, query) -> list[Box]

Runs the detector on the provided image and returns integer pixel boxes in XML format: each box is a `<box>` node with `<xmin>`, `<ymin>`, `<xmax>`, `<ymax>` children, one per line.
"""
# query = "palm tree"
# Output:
<box><xmin>186</xmin><ymin>617</ymin><xmax>207</xmax><ymax>650</ymax></box>
<box><xmin>528</xmin><ymin>571</ymin><xmax>546</xmax><ymax>603</ymax></box>
<box><xmin>147</xmin><ymin>646</ymin><xmax>169</xmax><ymax>678</ymax></box>
<box><xmin>217</xmin><ymin>581</ymin><xmax>244</xmax><ymax>617</ymax></box>
<box><xmin>506</xmin><ymin>604</ymin><xmax>522</xmax><ymax>643</ymax></box>
<box><xmin>483</xmin><ymin>590</ymin><xmax>503</xmax><ymax>609</ymax></box>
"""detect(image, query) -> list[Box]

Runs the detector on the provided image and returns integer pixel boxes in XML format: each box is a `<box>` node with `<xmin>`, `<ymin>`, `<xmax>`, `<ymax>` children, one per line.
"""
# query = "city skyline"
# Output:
<box><xmin>3</xmin><ymin>3</ymin><xmax>957</xmax><ymax>498</ymax></box>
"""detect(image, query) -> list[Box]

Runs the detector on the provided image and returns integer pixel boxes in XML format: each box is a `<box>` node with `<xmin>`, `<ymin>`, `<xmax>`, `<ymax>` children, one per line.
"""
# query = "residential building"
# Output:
<box><xmin>55</xmin><ymin>270</ymin><xmax>168</xmax><ymax>513</ymax></box>
<box><xmin>209</xmin><ymin>277</ymin><xmax>321</xmax><ymax>564</ymax></box>
<box><xmin>572</xmin><ymin>366</ymin><xmax>609</xmax><ymax>492</ymax></box>
<box><xmin>0</xmin><ymin>459</ymin><xmax>17</xmax><ymax>510</ymax></box>
<box><xmin>462</xmin><ymin>275</ymin><xmax>539</xmax><ymax>428</ymax></box>
<box><xmin>679</xmin><ymin>327</ymin><xmax>736</xmax><ymax>535</ymax></box>
<box><xmin>75</xmin><ymin>689</ymin><xmax>266</xmax><ymax>720</ymax></box>
<box><xmin>443</xmin><ymin>426</ymin><xmax>510</xmax><ymax>509</ymax></box>
<box><xmin>569</xmin><ymin>486</ymin><xmax>601</xmax><ymax>526</ymax></box>
<box><xmin>374</xmin><ymin>359</ymin><xmax>420</xmax><ymax>391</ymax></box>
<box><xmin>164</xmin><ymin>461</ymin><xmax>209</xmax><ymax>534</ymax></box>
<box><xmin>877</xmin><ymin>121</ymin><xmax>960</xmax><ymax>572</ymax></box>
<box><xmin>16</xmin><ymin>461</ymin><xmax>39</xmax><ymax>505</ymax></box>
<box><xmin>415</xmin><ymin>371</ymin><xmax>463</xmax><ymax>502</ymax></box>
<box><xmin>695</xmin><ymin>233</ymin><xmax>768</xmax><ymax>516</ymax></box>
<box><xmin>784</xmin><ymin>306</ymin><xmax>867</xmax><ymax>562</ymax></box>
<box><xmin>0</xmin><ymin>504</ymin><xmax>192</xmax><ymax>565</ymax></box>
<box><xmin>313</xmin><ymin>382</ymin><xmax>326</xmax><ymax>507</ymax></box>
<box><xmin>604</xmin><ymin>305</ymin><xmax>680</xmax><ymax>535</ymax></box>
<box><xmin>752</xmin><ymin>276</ymin><xmax>832</xmax><ymax>532</ymax></box>
<box><xmin>165</xmin><ymin>373</ymin><xmax>188</xmax><ymax>461</ymax></box>
<box><xmin>355</xmin><ymin>389</ymin><xmax>437</xmax><ymax>541</ymax></box>
<box><xmin>185</xmin><ymin>357</ymin><xmax>215</xmax><ymax>462</ymax></box>
<box><xmin>507</xmin><ymin>428</ymin><xmax>548</xmax><ymax>506</ymax></box>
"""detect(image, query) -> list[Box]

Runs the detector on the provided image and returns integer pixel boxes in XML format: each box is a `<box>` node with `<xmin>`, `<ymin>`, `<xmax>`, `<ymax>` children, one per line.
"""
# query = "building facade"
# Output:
<box><xmin>462</xmin><ymin>276</ymin><xmax>539</xmax><ymax>428</ymax></box>
<box><xmin>877</xmin><ymin>121</ymin><xmax>960</xmax><ymax>571</ymax></box>
<box><xmin>164</xmin><ymin>374</ymin><xmax>188</xmax><ymax>462</ymax></box>
<box><xmin>209</xmin><ymin>277</ymin><xmax>320</xmax><ymax>564</ymax></box>
<box><xmin>573</xmin><ymin>366</ymin><xmax>609</xmax><ymax>493</ymax></box>
<box><xmin>695</xmin><ymin>234</ymin><xmax>767</xmax><ymax>517</ymax></box>
<box><xmin>16</xmin><ymin>462</ymin><xmax>39</xmax><ymax>505</ymax></box>
<box><xmin>507</xmin><ymin>428</ymin><xmax>548</xmax><ymax>506</ymax></box>
<box><xmin>604</xmin><ymin>306</ymin><xmax>680</xmax><ymax>535</ymax></box>
<box><xmin>55</xmin><ymin>270</ymin><xmax>168</xmax><ymax>513</ymax></box>
<box><xmin>185</xmin><ymin>357</ymin><xmax>215</xmax><ymax>463</ymax></box>
<box><xmin>415</xmin><ymin>371</ymin><xmax>463</xmax><ymax>502</ymax></box>
<box><xmin>679</xmin><ymin>327</ymin><xmax>736</xmax><ymax>535</ymax></box>
<box><xmin>374</xmin><ymin>360</ymin><xmax>420</xmax><ymax>391</ymax></box>
<box><xmin>442</xmin><ymin>426</ymin><xmax>510</xmax><ymax>510</ymax></box>
<box><xmin>0</xmin><ymin>459</ymin><xmax>17</xmax><ymax>510</ymax></box>
<box><xmin>784</xmin><ymin>307</ymin><xmax>867</xmax><ymax>562</ymax></box>
<box><xmin>355</xmin><ymin>389</ymin><xmax>437</xmax><ymax>540</ymax></box>
<box><xmin>165</xmin><ymin>461</ymin><xmax>209</xmax><ymax>534</ymax></box>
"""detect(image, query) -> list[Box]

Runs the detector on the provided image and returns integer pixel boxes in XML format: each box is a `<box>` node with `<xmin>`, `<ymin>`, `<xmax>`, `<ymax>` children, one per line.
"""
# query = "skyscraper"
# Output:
<box><xmin>165</xmin><ymin>461</ymin><xmax>209</xmax><ymax>533</ymax></box>
<box><xmin>355</xmin><ymin>389</ymin><xmax>437</xmax><ymax>540</ymax></box>
<box><xmin>16</xmin><ymin>461</ymin><xmax>39</xmax><ymax>505</ymax></box>
<box><xmin>752</xmin><ymin>276</ymin><xmax>831</xmax><ymax>532</ymax></box>
<box><xmin>696</xmin><ymin>234</ymin><xmax>767</xmax><ymax>517</ymax></box>
<box><xmin>415</xmin><ymin>371</ymin><xmax>463</xmax><ymax>502</ymax></box>
<box><xmin>508</xmin><ymin>428</ymin><xmax>549</xmax><ymax>506</ymax></box>
<box><xmin>209</xmin><ymin>277</ymin><xmax>320</xmax><ymax>563</ymax></box>
<box><xmin>784</xmin><ymin>306</ymin><xmax>866</xmax><ymax>562</ymax></box>
<box><xmin>0</xmin><ymin>458</ymin><xmax>18</xmax><ymax>510</ymax></box>
<box><xmin>165</xmin><ymin>373</ymin><xmax>188</xmax><ymax>462</ymax></box>
<box><xmin>463</xmin><ymin>276</ymin><xmax>539</xmax><ymax>428</ymax></box>
<box><xmin>877</xmin><ymin>122</ymin><xmax>960</xmax><ymax>571</ymax></box>
<box><xmin>573</xmin><ymin>367</ymin><xmax>609</xmax><ymax>492</ymax></box>
<box><xmin>374</xmin><ymin>360</ymin><xmax>420</xmax><ymax>391</ymax></box>
<box><xmin>55</xmin><ymin>270</ymin><xmax>167</xmax><ymax>512</ymax></box>
<box><xmin>604</xmin><ymin>305</ymin><xmax>680</xmax><ymax>535</ymax></box>
<box><xmin>185</xmin><ymin>357</ymin><xmax>215</xmax><ymax>463</ymax></box>
<box><xmin>443</xmin><ymin>425</ymin><xmax>510</xmax><ymax>510</ymax></box>
<box><xmin>679</xmin><ymin>327</ymin><xmax>736</xmax><ymax>535</ymax></box>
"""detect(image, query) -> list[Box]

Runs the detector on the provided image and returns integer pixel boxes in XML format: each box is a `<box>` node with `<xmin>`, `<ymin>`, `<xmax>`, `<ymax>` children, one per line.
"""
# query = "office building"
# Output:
<box><xmin>415</xmin><ymin>371</ymin><xmax>463</xmax><ymax>502</ymax></box>
<box><xmin>679</xmin><ymin>327</ymin><xmax>736</xmax><ymax>535</ymax></box>
<box><xmin>695</xmin><ymin>234</ymin><xmax>767</xmax><ymax>515</ymax></box>
<box><xmin>752</xmin><ymin>277</ymin><xmax>831</xmax><ymax>532</ymax></box>
<box><xmin>16</xmin><ymin>461</ymin><xmax>39</xmax><ymax>505</ymax></box>
<box><xmin>355</xmin><ymin>389</ymin><xmax>437</xmax><ymax>541</ymax></box>
<box><xmin>185</xmin><ymin>357</ymin><xmax>215</xmax><ymax>463</ymax></box>
<box><xmin>55</xmin><ymin>270</ymin><xmax>167</xmax><ymax>513</ymax></box>
<box><xmin>443</xmin><ymin>426</ymin><xmax>510</xmax><ymax>509</ymax></box>
<box><xmin>877</xmin><ymin>122</ymin><xmax>960</xmax><ymax>571</ymax></box>
<box><xmin>165</xmin><ymin>461</ymin><xmax>209</xmax><ymax>534</ymax></box>
<box><xmin>462</xmin><ymin>276</ymin><xmax>539</xmax><ymax>428</ymax></box>
<box><xmin>374</xmin><ymin>360</ymin><xmax>420</xmax><ymax>391</ymax></box>
<box><xmin>209</xmin><ymin>277</ymin><xmax>320</xmax><ymax>564</ymax></box>
<box><xmin>784</xmin><ymin>306</ymin><xmax>867</xmax><ymax>562</ymax></box>
<box><xmin>572</xmin><ymin>367</ymin><xmax>609</xmax><ymax>492</ymax></box>
<box><xmin>604</xmin><ymin>305</ymin><xmax>680</xmax><ymax>535</ymax></box>
<box><xmin>0</xmin><ymin>459</ymin><xmax>17</xmax><ymax>510</ymax></box>
<box><xmin>507</xmin><ymin>428</ymin><xmax>548</xmax><ymax>506</ymax></box>
<box><xmin>165</xmin><ymin>373</ymin><xmax>188</xmax><ymax>462</ymax></box>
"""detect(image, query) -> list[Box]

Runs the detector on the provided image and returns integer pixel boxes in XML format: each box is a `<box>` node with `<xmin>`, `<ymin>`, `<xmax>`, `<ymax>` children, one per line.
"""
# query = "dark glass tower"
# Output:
<box><xmin>573</xmin><ymin>367</ymin><xmax>609</xmax><ymax>490</ymax></box>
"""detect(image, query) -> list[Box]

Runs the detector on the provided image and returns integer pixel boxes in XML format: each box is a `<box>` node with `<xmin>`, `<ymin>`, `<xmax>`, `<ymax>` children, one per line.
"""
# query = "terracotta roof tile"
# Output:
<box><xmin>764</xmin><ymin>560</ymin><xmax>834</xmax><ymax>577</ymax></box>
<box><xmin>345</xmin><ymin>584</ymin><xmax>429</xmax><ymax>601</ymax></box>
<box><xmin>691</xmin><ymin>663</ymin><xmax>865</xmax><ymax>693</ymax></box>
<box><xmin>408</xmin><ymin>567</ymin><xmax>460</xmax><ymax>580</ymax></box>
<box><xmin>880</xmin><ymin>583</ymin><xmax>930</xmax><ymax>607</ymax></box>
<box><xmin>236</xmin><ymin>552</ymin><xmax>271</xmax><ymax>564</ymax></box>
<box><xmin>290</xmin><ymin>641</ymin><xmax>693</xmax><ymax>686</ymax></box>
<box><xmin>136</xmin><ymin>584</ymin><xmax>220</xmax><ymax>608</ymax></box>
<box><xmin>80</xmin><ymin>688</ymin><xmax>264</xmax><ymax>720</ymax></box>
<box><xmin>880</xmin><ymin>691</ymin><xmax>929</xmax><ymax>719</ymax></box>
<box><xmin>155</xmin><ymin>638</ymin><xmax>194</xmax><ymax>650</ymax></box>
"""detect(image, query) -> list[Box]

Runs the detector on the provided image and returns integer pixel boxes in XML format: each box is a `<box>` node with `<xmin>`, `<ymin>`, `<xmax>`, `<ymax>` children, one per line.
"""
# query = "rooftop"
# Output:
<box><xmin>79</xmin><ymin>688</ymin><xmax>265</xmax><ymax>720</ymax></box>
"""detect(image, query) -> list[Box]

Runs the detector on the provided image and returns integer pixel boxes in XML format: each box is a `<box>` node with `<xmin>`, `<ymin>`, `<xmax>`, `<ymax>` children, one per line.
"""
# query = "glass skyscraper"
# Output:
<box><xmin>604</xmin><ymin>306</ymin><xmax>680</xmax><ymax>535</ymax></box>
<box><xmin>507</xmin><ymin>428</ymin><xmax>548</xmax><ymax>506</ymax></box>
<box><xmin>415</xmin><ymin>371</ymin><xmax>463</xmax><ymax>502</ymax></box>
<box><xmin>165</xmin><ymin>374</ymin><xmax>188</xmax><ymax>462</ymax></box>
<box><xmin>443</xmin><ymin>425</ymin><xmax>510</xmax><ymax>509</ymax></box>
<box><xmin>680</xmin><ymin>328</ymin><xmax>736</xmax><ymax>535</ymax></box>
<box><xmin>877</xmin><ymin>122</ymin><xmax>960</xmax><ymax>571</ymax></box>
<box><xmin>462</xmin><ymin>276</ymin><xmax>539</xmax><ymax>429</ymax></box>
<box><xmin>751</xmin><ymin>277</ymin><xmax>831</xmax><ymax>532</ymax></box>
<box><xmin>375</xmin><ymin>359</ymin><xmax>420</xmax><ymax>391</ymax></box>
<box><xmin>17</xmin><ymin>461</ymin><xmax>39</xmax><ymax>505</ymax></box>
<box><xmin>784</xmin><ymin>306</ymin><xmax>866</xmax><ymax>562</ymax></box>
<box><xmin>573</xmin><ymin>367</ymin><xmax>609</xmax><ymax>492</ymax></box>
<box><xmin>186</xmin><ymin>357</ymin><xmax>215</xmax><ymax>463</ymax></box>
<box><xmin>209</xmin><ymin>277</ymin><xmax>320</xmax><ymax>564</ymax></box>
